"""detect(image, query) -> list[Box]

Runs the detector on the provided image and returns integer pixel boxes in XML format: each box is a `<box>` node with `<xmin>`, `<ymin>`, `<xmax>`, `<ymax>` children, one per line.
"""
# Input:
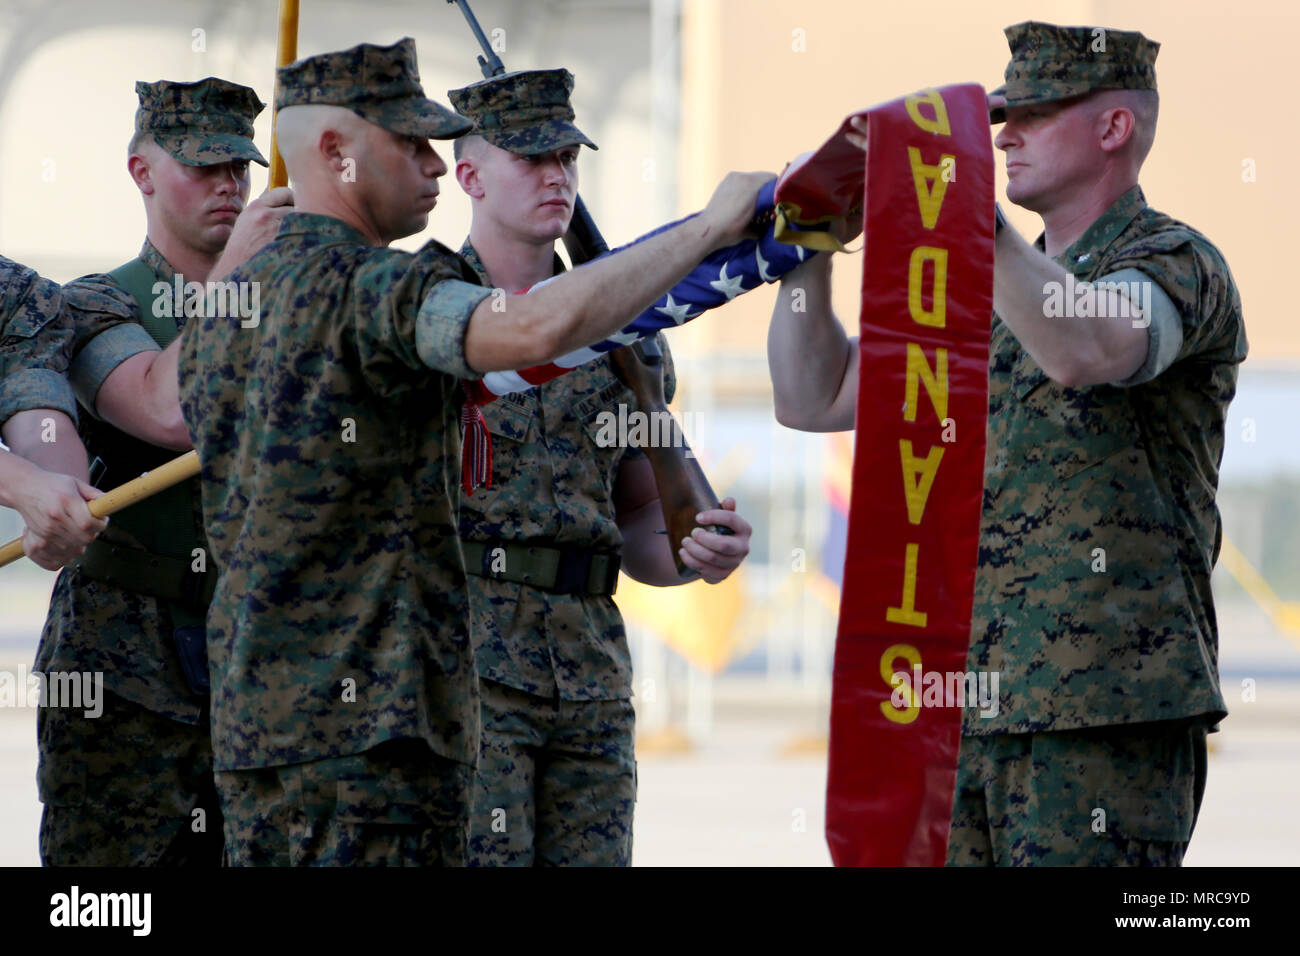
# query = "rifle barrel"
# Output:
<box><xmin>447</xmin><ymin>0</ymin><xmax>506</xmax><ymax>77</ymax></box>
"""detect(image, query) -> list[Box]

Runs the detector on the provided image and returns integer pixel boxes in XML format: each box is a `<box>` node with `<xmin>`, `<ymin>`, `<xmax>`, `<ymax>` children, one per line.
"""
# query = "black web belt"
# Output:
<box><xmin>461</xmin><ymin>540</ymin><xmax>620</xmax><ymax>596</ymax></box>
<box><xmin>74</xmin><ymin>538</ymin><xmax>216</xmax><ymax>610</ymax></box>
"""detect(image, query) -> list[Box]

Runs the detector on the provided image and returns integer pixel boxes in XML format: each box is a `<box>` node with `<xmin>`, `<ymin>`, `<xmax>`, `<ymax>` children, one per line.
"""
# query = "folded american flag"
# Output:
<box><xmin>459</xmin><ymin>179</ymin><xmax>827</xmax><ymax>492</ymax></box>
<box><xmin>463</xmin><ymin>179</ymin><xmax>822</xmax><ymax>404</ymax></box>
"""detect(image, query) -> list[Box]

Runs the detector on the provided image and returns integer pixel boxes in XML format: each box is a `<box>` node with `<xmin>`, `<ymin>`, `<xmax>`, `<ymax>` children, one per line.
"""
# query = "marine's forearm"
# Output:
<box><xmin>464</xmin><ymin>213</ymin><xmax>728</xmax><ymax>373</ymax></box>
<box><xmin>618</xmin><ymin>498</ymin><xmax>684</xmax><ymax>587</ymax></box>
<box><xmin>0</xmin><ymin>448</ymin><xmax>41</xmax><ymax>511</ymax></box>
<box><xmin>768</xmin><ymin>255</ymin><xmax>856</xmax><ymax>432</ymax></box>
<box><xmin>0</xmin><ymin>410</ymin><xmax>89</xmax><ymax>482</ymax></box>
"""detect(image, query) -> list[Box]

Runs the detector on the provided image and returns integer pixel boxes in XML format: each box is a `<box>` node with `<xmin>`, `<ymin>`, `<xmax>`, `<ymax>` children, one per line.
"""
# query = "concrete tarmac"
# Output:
<box><xmin>2</xmin><ymin>577</ymin><xmax>1297</xmax><ymax>867</ymax></box>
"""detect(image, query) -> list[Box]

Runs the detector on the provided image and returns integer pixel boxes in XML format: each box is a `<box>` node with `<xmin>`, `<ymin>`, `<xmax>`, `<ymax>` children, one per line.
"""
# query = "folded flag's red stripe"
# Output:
<box><xmin>519</xmin><ymin>366</ymin><xmax>560</xmax><ymax>386</ymax></box>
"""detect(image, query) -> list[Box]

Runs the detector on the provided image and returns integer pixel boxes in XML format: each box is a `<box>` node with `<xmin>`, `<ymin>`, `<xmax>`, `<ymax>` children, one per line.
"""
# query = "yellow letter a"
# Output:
<box><xmin>908</xmin><ymin>147</ymin><xmax>956</xmax><ymax>230</ymax></box>
<box><xmin>898</xmin><ymin>439</ymin><xmax>944</xmax><ymax>526</ymax></box>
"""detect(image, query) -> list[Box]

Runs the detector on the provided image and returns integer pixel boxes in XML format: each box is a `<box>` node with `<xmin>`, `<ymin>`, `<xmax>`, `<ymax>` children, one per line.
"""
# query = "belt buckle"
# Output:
<box><xmin>598</xmin><ymin>553</ymin><xmax>621</xmax><ymax>595</ymax></box>
<box><xmin>552</xmin><ymin>548</ymin><xmax>594</xmax><ymax>596</ymax></box>
<box><xmin>477</xmin><ymin>542</ymin><xmax>500</xmax><ymax>577</ymax></box>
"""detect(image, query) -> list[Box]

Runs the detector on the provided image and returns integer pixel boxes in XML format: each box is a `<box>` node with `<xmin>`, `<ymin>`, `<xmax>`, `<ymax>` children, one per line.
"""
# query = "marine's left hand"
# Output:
<box><xmin>679</xmin><ymin>497</ymin><xmax>752</xmax><ymax>584</ymax></box>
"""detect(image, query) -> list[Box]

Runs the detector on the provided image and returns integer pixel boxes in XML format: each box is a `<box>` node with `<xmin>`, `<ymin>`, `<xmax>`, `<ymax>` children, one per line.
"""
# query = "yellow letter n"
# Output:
<box><xmin>904</xmin><ymin>342</ymin><xmax>948</xmax><ymax>424</ymax></box>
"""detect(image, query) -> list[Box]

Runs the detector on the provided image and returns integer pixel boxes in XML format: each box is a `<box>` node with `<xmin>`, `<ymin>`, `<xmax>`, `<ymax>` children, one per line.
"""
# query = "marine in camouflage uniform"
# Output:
<box><xmin>0</xmin><ymin>259</ymin><xmax>76</xmax><ymax>428</ymax></box>
<box><xmin>459</xmin><ymin>238</ymin><xmax>674</xmax><ymax>868</ymax></box>
<box><xmin>947</xmin><ymin>22</ymin><xmax>1248</xmax><ymax>866</ymax></box>
<box><xmin>0</xmin><ymin>258</ymin><xmax>104</xmax><ymax>572</ymax></box>
<box><xmin>35</xmin><ymin>78</ymin><xmax>267</xmax><ymax>866</ymax></box>
<box><xmin>448</xmin><ymin>70</ymin><xmax>750</xmax><ymax>866</ymax></box>
<box><xmin>178</xmin><ymin>38</ymin><xmax>493</xmax><ymax>868</ymax></box>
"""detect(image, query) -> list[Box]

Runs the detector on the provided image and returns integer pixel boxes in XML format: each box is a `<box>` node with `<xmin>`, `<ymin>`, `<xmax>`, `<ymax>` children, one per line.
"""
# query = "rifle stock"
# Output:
<box><xmin>608</xmin><ymin>342</ymin><xmax>732</xmax><ymax>582</ymax></box>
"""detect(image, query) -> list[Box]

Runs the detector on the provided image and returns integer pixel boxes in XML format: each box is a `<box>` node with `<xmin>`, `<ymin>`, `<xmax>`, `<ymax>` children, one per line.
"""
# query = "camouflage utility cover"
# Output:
<box><xmin>276</xmin><ymin>37</ymin><xmax>471</xmax><ymax>140</ymax></box>
<box><xmin>449</xmin><ymin>69</ymin><xmax>597</xmax><ymax>155</ymax></box>
<box><xmin>990</xmin><ymin>21</ymin><xmax>1159</xmax><ymax>123</ymax></box>
<box><xmin>135</xmin><ymin>77</ymin><xmax>268</xmax><ymax>167</ymax></box>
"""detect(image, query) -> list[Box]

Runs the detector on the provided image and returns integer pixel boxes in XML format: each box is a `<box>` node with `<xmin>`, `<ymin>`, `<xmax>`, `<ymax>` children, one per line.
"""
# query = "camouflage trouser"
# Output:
<box><xmin>38</xmin><ymin>689</ymin><xmax>223</xmax><ymax>866</ymax></box>
<box><xmin>467</xmin><ymin>679</ymin><xmax>636</xmax><ymax>867</ymax></box>
<box><xmin>946</xmin><ymin>718</ymin><xmax>1208</xmax><ymax>866</ymax></box>
<box><xmin>215</xmin><ymin>738</ymin><xmax>471</xmax><ymax>866</ymax></box>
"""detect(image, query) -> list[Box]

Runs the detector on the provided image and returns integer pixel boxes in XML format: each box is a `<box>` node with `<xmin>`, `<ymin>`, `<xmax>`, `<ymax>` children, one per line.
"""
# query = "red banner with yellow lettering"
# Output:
<box><xmin>777</xmin><ymin>85</ymin><xmax>994</xmax><ymax>866</ymax></box>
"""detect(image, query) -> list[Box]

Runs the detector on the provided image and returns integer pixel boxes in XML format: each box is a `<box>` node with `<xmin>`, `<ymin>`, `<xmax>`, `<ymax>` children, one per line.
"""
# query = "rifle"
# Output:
<box><xmin>447</xmin><ymin>0</ymin><xmax>732</xmax><ymax>582</ymax></box>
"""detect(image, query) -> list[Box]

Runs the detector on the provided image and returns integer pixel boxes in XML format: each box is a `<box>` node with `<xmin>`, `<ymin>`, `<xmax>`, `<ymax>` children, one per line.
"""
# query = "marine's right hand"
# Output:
<box><xmin>701</xmin><ymin>171</ymin><xmax>777</xmax><ymax>249</ymax></box>
<box><xmin>16</xmin><ymin>472</ymin><xmax>107</xmax><ymax>571</ymax></box>
<box><xmin>211</xmin><ymin>186</ymin><xmax>295</xmax><ymax>280</ymax></box>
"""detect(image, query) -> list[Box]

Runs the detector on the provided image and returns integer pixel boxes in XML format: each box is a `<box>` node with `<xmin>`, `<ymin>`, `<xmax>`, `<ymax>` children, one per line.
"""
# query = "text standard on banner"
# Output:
<box><xmin>777</xmin><ymin>84</ymin><xmax>995</xmax><ymax>866</ymax></box>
